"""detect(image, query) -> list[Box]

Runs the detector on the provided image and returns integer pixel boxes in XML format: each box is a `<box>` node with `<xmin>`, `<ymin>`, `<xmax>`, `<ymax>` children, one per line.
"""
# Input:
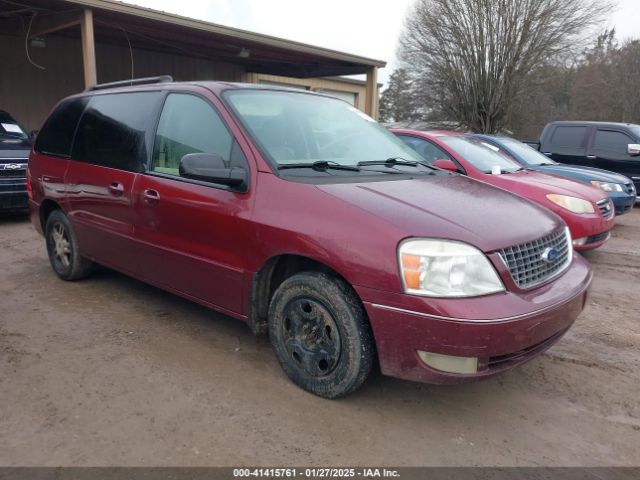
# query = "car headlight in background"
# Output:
<box><xmin>399</xmin><ymin>239</ymin><xmax>504</xmax><ymax>297</ymax></box>
<box><xmin>590</xmin><ymin>181</ymin><xmax>623</xmax><ymax>192</ymax></box>
<box><xmin>545</xmin><ymin>194</ymin><xmax>595</xmax><ymax>214</ymax></box>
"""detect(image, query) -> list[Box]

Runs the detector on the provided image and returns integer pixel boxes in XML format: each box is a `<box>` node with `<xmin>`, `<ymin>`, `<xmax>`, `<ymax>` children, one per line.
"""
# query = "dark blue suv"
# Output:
<box><xmin>0</xmin><ymin>111</ymin><xmax>31</xmax><ymax>213</ymax></box>
<box><xmin>475</xmin><ymin>134</ymin><xmax>636</xmax><ymax>216</ymax></box>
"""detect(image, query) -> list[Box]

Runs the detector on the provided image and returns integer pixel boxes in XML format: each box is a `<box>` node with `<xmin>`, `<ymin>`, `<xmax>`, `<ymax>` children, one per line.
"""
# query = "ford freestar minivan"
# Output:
<box><xmin>28</xmin><ymin>78</ymin><xmax>593</xmax><ymax>398</ymax></box>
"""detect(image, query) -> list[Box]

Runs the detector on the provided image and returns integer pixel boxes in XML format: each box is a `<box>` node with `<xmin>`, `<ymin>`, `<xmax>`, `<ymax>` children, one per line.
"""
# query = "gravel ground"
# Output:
<box><xmin>0</xmin><ymin>210</ymin><xmax>638</xmax><ymax>467</ymax></box>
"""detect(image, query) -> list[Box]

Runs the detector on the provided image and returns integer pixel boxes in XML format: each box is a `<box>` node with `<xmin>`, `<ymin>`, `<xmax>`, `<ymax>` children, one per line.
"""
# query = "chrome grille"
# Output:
<box><xmin>499</xmin><ymin>228</ymin><xmax>571</xmax><ymax>289</ymax></box>
<box><xmin>0</xmin><ymin>161</ymin><xmax>27</xmax><ymax>178</ymax></box>
<box><xmin>0</xmin><ymin>168</ymin><xmax>26</xmax><ymax>178</ymax></box>
<box><xmin>596</xmin><ymin>199</ymin><xmax>613</xmax><ymax>218</ymax></box>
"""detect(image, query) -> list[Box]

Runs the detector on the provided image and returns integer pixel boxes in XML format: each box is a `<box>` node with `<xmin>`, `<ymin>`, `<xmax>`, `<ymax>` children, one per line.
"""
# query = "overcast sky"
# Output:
<box><xmin>123</xmin><ymin>0</ymin><xmax>639</xmax><ymax>87</ymax></box>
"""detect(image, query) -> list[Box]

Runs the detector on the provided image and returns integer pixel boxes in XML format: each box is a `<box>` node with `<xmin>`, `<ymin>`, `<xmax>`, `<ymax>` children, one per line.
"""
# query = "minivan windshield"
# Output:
<box><xmin>497</xmin><ymin>137</ymin><xmax>557</xmax><ymax>166</ymax></box>
<box><xmin>0</xmin><ymin>111</ymin><xmax>29</xmax><ymax>142</ymax></box>
<box><xmin>224</xmin><ymin>90</ymin><xmax>424</xmax><ymax>171</ymax></box>
<box><xmin>441</xmin><ymin>136</ymin><xmax>523</xmax><ymax>173</ymax></box>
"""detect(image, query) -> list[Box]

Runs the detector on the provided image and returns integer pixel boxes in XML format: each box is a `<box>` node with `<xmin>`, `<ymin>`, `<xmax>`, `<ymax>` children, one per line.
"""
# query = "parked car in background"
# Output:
<box><xmin>526</xmin><ymin>121</ymin><xmax>640</xmax><ymax>201</ymax></box>
<box><xmin>28</xmin><ymin>79</ymin><xmax>593</xmax><ymax>398</ymax></box>
<box><xmin>393</xmin><ymin>129</ymin><xmax>615</xmax><ymax>250</ymax></box>
<box><xmin>0</xmin><ymin>110</ymin><xmax>31</xmax><ymax>213</ymax></box>
<box><xmin>475</xmin><ymin>134</ymin><xmax>636</xmax><ymax>216</ymax></box>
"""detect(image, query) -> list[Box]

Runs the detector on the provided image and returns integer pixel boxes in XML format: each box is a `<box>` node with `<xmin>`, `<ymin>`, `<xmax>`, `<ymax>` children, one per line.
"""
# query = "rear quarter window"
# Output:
<box><xmin>72</xmin><ymin>92</ymin><xmax>163</xmax><ymax>172</ymax></box>
<box><xmin>34</xmin><ymin>97</ymin><xmax>89</xmax><ymax>157</ymax></box>
<box><xmin>548</xmin><ymin>126</ymin><xmax>588</xmax><ymax>156</ymax></box>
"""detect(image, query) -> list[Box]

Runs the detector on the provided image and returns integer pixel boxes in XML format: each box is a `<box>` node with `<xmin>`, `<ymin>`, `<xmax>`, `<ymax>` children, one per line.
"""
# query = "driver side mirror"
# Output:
<box><xmin>628</xmin><ymin>144</ymin><xmax>640</xmax><ymax>156</ymax></box>
<box><xmin>179</xmin><ymin>153</ymin><xmax>247</xmax><ymax>189</ymax></box>
<box><xmin>433</xmin><ymin>158</ymin><xmax>458</xmax><ymax>172</ymax></box>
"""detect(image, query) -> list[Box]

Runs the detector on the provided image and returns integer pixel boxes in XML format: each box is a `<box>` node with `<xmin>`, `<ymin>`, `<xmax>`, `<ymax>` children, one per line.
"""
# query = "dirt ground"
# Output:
<box><xmin>0</xmin><ymin>210</ymin><xmax>639</xmax><ymax>467</ymax></box>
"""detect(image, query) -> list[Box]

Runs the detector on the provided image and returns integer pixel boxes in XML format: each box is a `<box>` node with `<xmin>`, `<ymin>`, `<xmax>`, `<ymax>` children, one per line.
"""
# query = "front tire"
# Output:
<box><xmin>45</xmin><ymin>210</ymin><xmax>93</xmax><ymax>281</ymax></box>
<box><xmin>268</xmin><ymin>271</ymin><xmax>374</xmax><ymax>398</ymax></box>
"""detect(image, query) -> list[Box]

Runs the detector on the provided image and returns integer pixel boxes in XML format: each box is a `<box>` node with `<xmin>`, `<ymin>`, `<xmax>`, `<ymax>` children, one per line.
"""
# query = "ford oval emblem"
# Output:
<box><xmin>541</xmin><ymin>247</ymin><xmax>559</xmax><ymax>263</ymax></box>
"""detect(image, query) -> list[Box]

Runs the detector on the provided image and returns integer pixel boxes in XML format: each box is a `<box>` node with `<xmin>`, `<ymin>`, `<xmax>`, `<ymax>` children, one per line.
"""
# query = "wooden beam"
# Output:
<box><xmin>80</xmin><ymin>8</ymin><xmax>97</xmax><ymax>88</ymax></box>
<box><xmin>365</xmin><ymin>66</ymin><xmax>378</xmax><ymax>119</ymax></box>
<box><xmin>28</xmin><ymin>11</ymin><xmax>82</xmax><ymax>38</ymax></box>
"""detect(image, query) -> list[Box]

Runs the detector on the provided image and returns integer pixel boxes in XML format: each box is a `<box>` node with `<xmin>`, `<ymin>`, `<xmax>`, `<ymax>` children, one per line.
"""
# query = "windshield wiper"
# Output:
<box><xmin>358</xmin><ymin>157</ymin><xmax>417</xmax><ymax>167</ymax></box>
<box><xmin>277</xmin><ymin>160</ymin><xmax>361</xmax><ymax>172</ymax></box>
<box><xmin>483</xmin><ymin>168</ymin><xmax>523</xmax><ymax>174</ymax></box>
<box><xmin>359</xmin><ymin>157</ymin><xmax>437</xmax><ymax>171</ymax></box>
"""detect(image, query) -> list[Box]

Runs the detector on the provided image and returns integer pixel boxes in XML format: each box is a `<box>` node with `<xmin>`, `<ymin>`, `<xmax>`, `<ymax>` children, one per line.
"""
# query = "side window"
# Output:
<box><xmin>151</xmin><ymin>94</ymin><xmax>236</xmax><ymax>176</ymax></box>
<box><xmin>34</xmin><ymin>97</ymin><xmax>89</xmax><ymax>157</ymax></box>
<box><xmin>549</xmin><ymin>126</ymin><xmax>587</xmax><ymax>156</ymax></box>
<box><xmin>72</xmin><ymin>92</ymin><xmax>162</xmax><ymax>172</ymax></box>
<box><xmin>398</xmin><ymin>135</ymin><xmax>452</xmax><ymax>163</ymax></box>
<box><xmin>593</xmin><ymin>130</ymin><xmax>634</xmax><ymax>158</ymax></box>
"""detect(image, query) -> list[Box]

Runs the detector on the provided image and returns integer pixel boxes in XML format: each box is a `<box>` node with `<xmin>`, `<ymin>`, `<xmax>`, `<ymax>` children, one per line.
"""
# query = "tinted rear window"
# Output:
<box><xmin>72</xmin><ymin>92</ymin><xmax>162</xmax><ymax>172</ymax></box>
<box><xmin>34</xmin><ymin>98</ymin><xmax>88</xmax><ymax>157</ymax></box>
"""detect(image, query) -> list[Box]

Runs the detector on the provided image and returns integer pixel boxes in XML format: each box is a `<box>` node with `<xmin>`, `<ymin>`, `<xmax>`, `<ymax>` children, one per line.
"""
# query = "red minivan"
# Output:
<box><xmin>28</xmin><ymin>79</ymin><xmax>592</xmax><ymax>398</ymax></box>
<box><xmin>393</xmin><ymin>130</ymin><xmax>615</xmax><ymax>250</ymax></box>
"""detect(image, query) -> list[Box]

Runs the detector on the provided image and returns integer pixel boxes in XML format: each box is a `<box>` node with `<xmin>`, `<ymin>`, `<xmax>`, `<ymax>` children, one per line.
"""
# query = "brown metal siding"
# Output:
<box><xmin>1</xmin><ymin>35</ymin><xmax>84</xmax><ymax>132</ymax></box>
<box><xmin>0</xmin><ymin>34</ymin><xmax>244</xmax><ymax>131</ymax></box>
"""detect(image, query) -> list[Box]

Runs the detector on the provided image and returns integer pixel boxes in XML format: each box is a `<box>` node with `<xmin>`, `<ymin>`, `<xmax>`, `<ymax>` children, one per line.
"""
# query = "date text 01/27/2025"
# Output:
<box><xmin>232</xmin><ymin>468</ymin><xmax>401</xmax><ymax>478</ymax></box>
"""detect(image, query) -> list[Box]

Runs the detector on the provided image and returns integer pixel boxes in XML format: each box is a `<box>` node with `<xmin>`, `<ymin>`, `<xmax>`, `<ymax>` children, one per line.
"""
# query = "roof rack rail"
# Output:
<box><xmin>86</xmin><ymin>75</ymin><xmax>174</xmax><ymax>92</ymax></box>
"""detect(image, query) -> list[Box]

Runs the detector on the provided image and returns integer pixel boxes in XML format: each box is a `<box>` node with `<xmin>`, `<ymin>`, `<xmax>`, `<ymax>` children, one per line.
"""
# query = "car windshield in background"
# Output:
<box><xmin>441</xmin><ymin>136</ymin><xmax>523</xmax><ymax>173</ymax></box>
<box><xmin>224</xmin><ymin>90</ymin><xmax>424</xmax><ymax>172</ymax></box>
<box><xmin>0</xmin><ymin>111</ymin><xmax>28</xmax><ymax>141</ymax></box>
<box><xmin>499</xmin><ymin>137</ymin><xmax>557</xmax><ymax>166</ymax></box>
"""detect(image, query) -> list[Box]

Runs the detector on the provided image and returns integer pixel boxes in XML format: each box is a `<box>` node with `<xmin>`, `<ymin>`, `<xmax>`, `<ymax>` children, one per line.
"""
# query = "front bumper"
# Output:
<box><xmin>0</xmin><ymin>173</ymin><xmax>28</xmax><ymax>211</ymax></box>
<box><xmin>609</xmin><ymin>192</ymin><xmax>635</xmax><ymax>216</ymax></box>
<box><xmin>561</xmin><ymin>208</ymin><xmax>615</xmax><ymax>251</ymax></box>
<box><xmin>356</xmin><ymin>254</ymin><xmax>592</xmax><ymax>384</ymax></box>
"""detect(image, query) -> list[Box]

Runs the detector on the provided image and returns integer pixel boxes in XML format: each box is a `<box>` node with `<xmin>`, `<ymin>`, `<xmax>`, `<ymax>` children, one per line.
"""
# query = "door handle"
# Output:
<box><xmin>108</xmin><ymin>181</ymin><xmax>124</xmax><ymax>196</ymax></box>
<box><xmin>586</xmin><ymin>155</ymin><xmax>597</xmax><ymax>160</ymax></box>
<box><xmin>143</xmin><ymin>188</ymin><xmax>160</xmax><ymax>203</ymax></box>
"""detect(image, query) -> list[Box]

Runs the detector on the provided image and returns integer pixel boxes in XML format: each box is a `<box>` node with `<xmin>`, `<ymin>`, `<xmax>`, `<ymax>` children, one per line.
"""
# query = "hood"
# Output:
<box><xmin>485</xmin><ymin>169</ymin><xmax>607</xmax><ymax>203</ymax></box>
<box><xmin>0</xmin><ymin>141</ymin><xmax>30</xmax><ymax>159</ymax></box>
<box><xmin>315</xmin><ymin>174</ymin><xmax>563</xmax><ymax>252</ymax></box>
<box><xmin>537</xmin><ymin>164</ymin><xmax>633</xmax><ymax>184</ymax></box>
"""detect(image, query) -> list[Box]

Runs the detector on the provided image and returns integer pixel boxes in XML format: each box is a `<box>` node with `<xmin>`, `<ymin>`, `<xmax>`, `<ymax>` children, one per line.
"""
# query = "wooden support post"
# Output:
<box><xmin>80</xmin><ymin>8</ymin><xmax>97</xmax><ymax>88</ymax></box>
<box><xmin>365</xmin><ymin>66</ymin><xmax>378</xmax><ymax>119</ymax></box>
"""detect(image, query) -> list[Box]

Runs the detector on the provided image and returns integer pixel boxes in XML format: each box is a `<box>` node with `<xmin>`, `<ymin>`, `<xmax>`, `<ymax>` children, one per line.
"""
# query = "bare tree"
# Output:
<box><xmin>568</xmin><ymin>30</ymin><xmax>640</xmax><ymax>124</ymax></box>
<box><xmin>399</xmin><ymin>0</ymin><xmax>613</xmax><ymax>133</ymax></box>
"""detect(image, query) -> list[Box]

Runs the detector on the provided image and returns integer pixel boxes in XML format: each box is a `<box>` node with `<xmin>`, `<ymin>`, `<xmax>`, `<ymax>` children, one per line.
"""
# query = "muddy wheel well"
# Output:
<box><xmin>247</xmin><ymin>254</ymin><xmax>354</xmax><ymax>336</ymax></box>
<box><xmin>39</xmin><ymin>199</ymin><xmax>61</xmax><ymax>231</ymax></box>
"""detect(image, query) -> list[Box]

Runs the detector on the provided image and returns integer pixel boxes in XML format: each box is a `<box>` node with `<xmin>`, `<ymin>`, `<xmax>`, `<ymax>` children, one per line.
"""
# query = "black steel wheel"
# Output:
<box><xmin>268</xmin><ymin>271</ymin><xmax>374</xmax><ymax>398</ymax></box>
<box><xmin>281</xmin><ymin>297</ymin><xmax>342</xmax><ymax>378</ymax></box>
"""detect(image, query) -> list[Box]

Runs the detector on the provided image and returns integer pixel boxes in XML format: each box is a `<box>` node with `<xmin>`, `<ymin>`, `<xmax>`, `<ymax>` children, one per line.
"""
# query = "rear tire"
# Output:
<box><xmin>268</xmin><ymin>271</ymin><xmax>374</xmax><ymax>398</ymax></box>
<box><xmin>45</xmin><ymin>210</ymin><xmax>93</xmax><ymax>281</ymax></box>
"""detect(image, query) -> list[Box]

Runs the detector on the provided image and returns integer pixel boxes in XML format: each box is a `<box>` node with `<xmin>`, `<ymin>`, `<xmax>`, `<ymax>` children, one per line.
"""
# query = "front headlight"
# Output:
<box><xmin>591</xmin><ymin>181</ymin><xmax>623</xmax><ymax>192</ymax></box>
<box><xmin>398</xmin><ymin>239</ymin><xmax>504</xmax><ymax>297</ymax></box>
<box><xmin>546</xmin><ymin>194</ymin><xmax>595</xmax><ymax>214</ymax></box>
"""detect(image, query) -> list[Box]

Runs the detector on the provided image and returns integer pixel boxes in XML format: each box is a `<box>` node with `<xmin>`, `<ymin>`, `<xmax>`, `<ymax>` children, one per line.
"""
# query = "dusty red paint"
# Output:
<box><xmin>28</xmin><ymin>83</ymin><xmax>592</xmax><ymax>384</ymax></box>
